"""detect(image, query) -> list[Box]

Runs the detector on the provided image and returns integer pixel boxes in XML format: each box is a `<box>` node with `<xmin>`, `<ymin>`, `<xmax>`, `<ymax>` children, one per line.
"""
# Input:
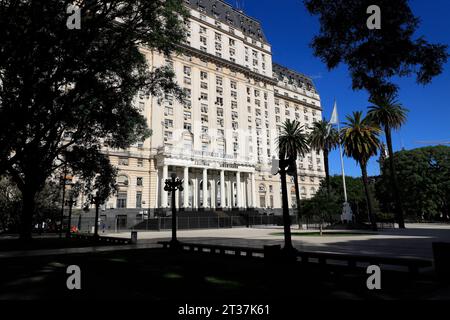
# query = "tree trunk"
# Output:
<box><xmin>361</xmin><ymin>164</ymin><xmax>377</xmax><ymax>231</ymax></box>
<box><xmin>20</xmin><ymin>186</ymin><xmax>37</xmax><ymax>241</ymax></box>
<box><xmin>385</xmin><ymin>127</ymin><xmax>406</xmax><ymax>229</ymax></box>
<box><xmin>280</xmin><ymin>163</ymin><xmax>294</xmax><ymax>251</ymax></box>
<box><xmin>291</xmin><ymin>161</ymin><xmax>302</xmax><ymax>229</ymax></box>
<box><xmin>324</xmin><ymin>149</ymin><xmax>330</xmax><ymax>198</ymax></box>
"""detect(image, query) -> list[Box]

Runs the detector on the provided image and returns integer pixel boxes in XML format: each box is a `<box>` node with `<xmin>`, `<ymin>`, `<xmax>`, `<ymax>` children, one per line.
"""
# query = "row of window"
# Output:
<box><xmin>117</xmin><ymin>175</ymin><xmax>144</xmax><ymax>187</ymax></box>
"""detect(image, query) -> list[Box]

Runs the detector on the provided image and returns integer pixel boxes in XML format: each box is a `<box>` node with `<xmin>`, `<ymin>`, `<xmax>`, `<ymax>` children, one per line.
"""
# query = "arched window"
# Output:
<box><xmin>117</xmin><ymin>175</ymin><xmax>129</xmax><ymax>186</ymax></box>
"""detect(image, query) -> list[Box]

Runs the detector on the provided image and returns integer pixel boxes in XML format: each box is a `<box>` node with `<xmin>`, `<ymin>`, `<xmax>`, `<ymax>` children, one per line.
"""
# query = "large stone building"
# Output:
<box><xmin>99</xmin><ymin>0</ymin><xmax>325</xmax><ymax>213</ymax></box>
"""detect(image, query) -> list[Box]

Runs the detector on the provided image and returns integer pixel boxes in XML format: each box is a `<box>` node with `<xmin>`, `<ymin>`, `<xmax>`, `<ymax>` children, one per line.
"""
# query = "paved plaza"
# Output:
<box><xmin>1</xmin><ymin>223</ymin><xmax>448</xmax><ymax>260</ymax></box>
<box><xmin>107</xmin><ymin>223</ymin><xmax>450</xmax><ymax>260</ymax></box>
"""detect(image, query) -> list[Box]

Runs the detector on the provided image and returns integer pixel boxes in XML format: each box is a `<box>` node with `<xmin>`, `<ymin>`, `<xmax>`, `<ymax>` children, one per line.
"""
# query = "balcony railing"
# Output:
<box><xmin>157</xmin><ymin>145</ymin><xmax>254</xmax><ymax>164</ymax></box>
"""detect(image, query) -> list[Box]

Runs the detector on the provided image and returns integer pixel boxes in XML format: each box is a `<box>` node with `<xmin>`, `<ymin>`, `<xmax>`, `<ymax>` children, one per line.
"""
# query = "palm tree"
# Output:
<box><xmin>277</xmin><ymin>120</ymin><xmax>309</xmax><ymax>232</ymax></box>
<box><xmin>368</xmin><ymin>92</ymin><xmax>408</xmax><ymax>229</ymax></box>
<box><xmin>309</xmin><ymin>120</ymin><xmax>339</xmax><ymax>197</ymax></box>
<box><xmin>340</xmin><ymin>111</ymin><xmax>381</xmax><ymax>230</ymax></box>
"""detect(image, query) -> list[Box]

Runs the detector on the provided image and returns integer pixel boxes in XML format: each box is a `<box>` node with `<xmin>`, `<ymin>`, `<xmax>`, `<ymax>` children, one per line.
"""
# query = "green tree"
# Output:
<box><xmin>277</xmin><ymin>120</ymin><xmax>310</xmax><ymax>227</ymax></box>
<box><xmin>308</xmin><ymin>120</ymin><xmax>339</xmax><ymax>197</ymax></box>
<box><xmin>368</xmin><ymin>92</ymin><xmax>408</xmax><ymax>228</ymax></box>
<box><xmin>309</xmin><ymin>175</ymin><xmax>382</xmax><ymax>223</ymax></box>
<box><xmin>304</xmin><ymin>0</ymin><xmax>449</xmax><ymax>96</ymax></box>
<box><xmin>0</xmin><ymin>0</ymin><xmax>187</xmax><ymax>240</ymax></box>
<box><xmin>340</xmin><ymin>111</ymin><xmax>381</xmax><ymax>230</ymax></box>
<box><xmin>376</xmin><ymin>146</ymin><xmax>450</xmax><ymax>221</ymax></box>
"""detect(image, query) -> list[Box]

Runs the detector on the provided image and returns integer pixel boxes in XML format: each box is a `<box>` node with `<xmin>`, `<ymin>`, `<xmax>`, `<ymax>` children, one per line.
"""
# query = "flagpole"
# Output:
<box><xmin>337</xmin><ymin>117</ymin><xmax>348</xmax><ymax>203</ymax></box>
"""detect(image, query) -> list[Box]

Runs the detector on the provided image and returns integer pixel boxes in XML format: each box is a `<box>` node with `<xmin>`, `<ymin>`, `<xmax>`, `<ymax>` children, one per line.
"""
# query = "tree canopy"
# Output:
<box><xmin>304</xmin><ymin>0</ymin><xmax>449</xmax><ymax>96</ymax></box>
<box><xmin>376</xmin><ymin>146</ymin><xmax>450</xmax><ymax>220</ymax></box>
<box><xmin>0</xmin><ymin>0</ymin><xmax>188</xmax><ymax>238</ymax></box>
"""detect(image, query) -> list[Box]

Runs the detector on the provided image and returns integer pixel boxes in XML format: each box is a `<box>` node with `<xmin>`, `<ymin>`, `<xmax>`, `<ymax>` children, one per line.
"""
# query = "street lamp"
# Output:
<box><xmin>89</xmin><ymin>192</ymin><xmax>103</xmax><ymax>241</ymax></box>
<box><xmin>65</xmin><ymin>185</ymin><xmax>76</xmax><ymax>238</ymax></box>
<box><xmin>164</xmin><ymin>173</ymin><xmax>183</xmax><ymax>249</ymax></box>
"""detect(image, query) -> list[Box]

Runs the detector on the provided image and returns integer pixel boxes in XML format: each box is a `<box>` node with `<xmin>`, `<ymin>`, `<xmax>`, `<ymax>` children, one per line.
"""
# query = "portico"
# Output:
<box><xmin>157</xmin><ymin>161</ymin><xmax>257</xmax><ymax>211</ymax></box>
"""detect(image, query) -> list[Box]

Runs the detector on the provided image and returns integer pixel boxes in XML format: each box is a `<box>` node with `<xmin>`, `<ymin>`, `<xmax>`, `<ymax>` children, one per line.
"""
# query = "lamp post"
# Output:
<box><xmin>59</xmin><ymin>164</ymin><xmax>69</xmax><ymax>238</ymax></box>
<box><xmin>65</xmin><ymin>187</ymin><xmax>76</xmax><ymax>238</ymax></box>
<box><xmin>89</xmin><ymin>192</ymin><xmax>103</xmax><ymax>241</ymax></box>
<box><xmin>164</xmin><ymin>173</ymin><xmax>183</xmax><ymax>249</ymax></box>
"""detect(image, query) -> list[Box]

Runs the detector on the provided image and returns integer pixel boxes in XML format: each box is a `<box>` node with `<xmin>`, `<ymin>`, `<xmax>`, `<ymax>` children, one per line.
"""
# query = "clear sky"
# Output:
<box><xmin>224</xmin><ymin>0</ymin><xmax>450</xmax><ymax>177</ymax></box>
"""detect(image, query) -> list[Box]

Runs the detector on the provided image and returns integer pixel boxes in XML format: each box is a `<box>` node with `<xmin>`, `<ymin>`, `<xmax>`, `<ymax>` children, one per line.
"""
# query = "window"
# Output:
<box><xmin>201</xmin><ymin>104</ymin><xmax>208</xmax><ymax>113</ymax></box>
<box><xmin>200</xmin><ymin>92</ymin><xmax>208</xmax><ymax>100</ymax></box>
<box><xmin>184</xmin><ymin>111</ymin><xmax>191</xmax><ymax>120</ymax></box>
<box><xmin>230</xmin><ymin>81</ymin><xmax>237</xmax><ymax>89</ymax></box>
<box><xmin>200</xmin><ymin>26</ymin><xmax>207</xmax><ymax>34</ymax></box>
<box><xmin>118</xmin><ymin>157</ymin><xmax>129</xmax><ymax>166</ymax></box>
<box><xmin>200</xmin><ymin>71</ymin><xmax>208</xmax><ymax>80</ymax></box>
<box><xmin>183</xmin><ymin>88</ymin><xmax>191</xmax><ymax>99</ymax></box>
<box><xmin>200</xmin><ymin>81</ymin><xmax>208</xmax><ymax>89</ymax></box>
<box><xmin>117</xmin><ymin>175</ymin><xmax>129</xmax><ymax>186</ymax></box>
<box><xmin>183</xmin><ymin>66</ymin><xmax>191</xmax><ymax>76</ymax></box>
<box><xmin>164</xmin><ymin>106</ymin><xmax>173</xmax><ymax>116</ymax></box>
<box><xmin>215</xmin><ymin>33</ymin><xmax>222</xmax><ymax>41</ymax></box>
<box><xmin>164</xmin><ymin>119</ymin><xmax>173</xmax><ymax>128</ymax></box>
<box><xmin>116</xmin><ymin>192</ymin><xmax>127</xmax><ymax>208</ymax></box>
<box><xmin>217</xmin><ymin>108</ymin><xmax>223</xmax><ymax>117</ymax></box>
<box><xmin>184</xmin><ymin>77</ymin><xmax>191</xmax><ymax>85</ymax></box>
<box><xmin>136</xmin><ymin>191</ymin><xmax>142</xmax><ymax>209</ymax></box>
<box><xmin>164</xmin><ymin>131</ymin><xmax>173</xmax><ymax>140</ymax></box>
<box><xmin>200</xmin><ymin>36</ymin><xmax>207</xmax><ymax>45</ymax></box>
<box><xmin>137</xmin><ymin>159</ymin><xmax>144</xmax><ymax>167</ymax></box>
<box><xmin>184</xmin><ymin>122</ymin><xmax>192</xmax><ymax>131</ymax></box>
<box><xmin>137</xmin><ymin>177</ymin><xmax>143</xmax><ymax>186</ymax></box>
<box><xmin>229</xmin><ymin>38</ymin><xmax>235</xmax><ymax>46</ymax></box>
<box><xmin>216</xmin><ymin>76</ymin><xmax>223</xmax><ymax>86</ymax></box>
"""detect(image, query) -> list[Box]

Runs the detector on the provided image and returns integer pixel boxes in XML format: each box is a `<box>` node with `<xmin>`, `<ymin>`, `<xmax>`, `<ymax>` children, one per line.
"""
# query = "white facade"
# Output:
<box><xmin>100</xmin><ymin>0</ymin><xmax>325</xmax><ymax>212</ymax></box>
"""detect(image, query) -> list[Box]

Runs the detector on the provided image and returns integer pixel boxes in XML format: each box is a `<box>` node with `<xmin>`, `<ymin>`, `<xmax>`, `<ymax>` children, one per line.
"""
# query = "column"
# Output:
<box><xmin>236</xmin><ymin>171</ymin><xmax>241</xmax><ymax>208</ymax></box>
<box><xmin>227</xmin><ymin>181</ymin><xmax>232</xmax><ymax>209</ymax></box>
<box><xmin>251</xmin><ymin>173</ymin><xmax>257</xmax><ymax>208</ymax></box>
<box><xmin>210</xmin><ymin>179</ymin><xmax>216</xmax><ymax>209</ymax></box>
<box><xmin>183</xmin><ymin>167</ymin><xmax>189</xmax><ymax>208</ymax></box>
<box><xmin>202</xmin><ymin>168</ymin><xmax>208</xmax><ymax>208</ymax></box>
<box><xmin>193</xmin><ymin>178</ymin><xmax>198</xmax><ymax>209</ymax></box>
<box><xmin>161</xmin><ymin>165</ymin><xmax>168</xmax><ymax>208</ymax></box>
<box><xmin>220</xmin><ymin>170</ymin><xmax>225</xmax><ymax>209</ymax></box>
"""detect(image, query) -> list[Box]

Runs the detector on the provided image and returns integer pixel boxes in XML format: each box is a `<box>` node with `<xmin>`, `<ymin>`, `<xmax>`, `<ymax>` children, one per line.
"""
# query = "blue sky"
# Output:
<box><xmin>225</xmin><ymin>0</ymin><xmax>450</xmax><ymax>177</ymax></box>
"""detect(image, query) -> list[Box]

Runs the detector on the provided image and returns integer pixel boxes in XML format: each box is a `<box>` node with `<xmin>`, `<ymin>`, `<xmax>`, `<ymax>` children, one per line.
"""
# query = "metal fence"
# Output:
<box><xmin>66</xmin><ymin>212</ymin><xmax>378</xmax><ymax>234</ymax></box>
<box><xmin>66</xmin><ymin>214</ymin><xmax>335</xmax><ymax>233</ymax></box>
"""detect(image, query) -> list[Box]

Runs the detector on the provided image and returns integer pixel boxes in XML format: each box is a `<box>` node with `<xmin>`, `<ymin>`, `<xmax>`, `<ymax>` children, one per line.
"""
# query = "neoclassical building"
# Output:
<box><xmin>99</xmin><ymin>0</ymin><xmax>325</xmax><ymax>213</ymax></box>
